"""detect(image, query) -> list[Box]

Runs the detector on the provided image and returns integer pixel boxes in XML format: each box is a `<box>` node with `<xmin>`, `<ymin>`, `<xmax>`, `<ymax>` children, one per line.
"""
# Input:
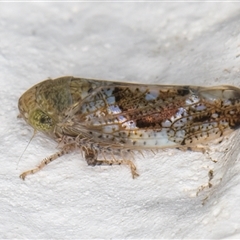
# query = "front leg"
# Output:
<box><xmin>19</xmin><ymin>143</ymin><xmax>76</xmax><ymax>180</ymax></box>
<box><xmin>84</xmin><ymin>148</ymin><xmax>139</xmax><ymax>178</ymax></box>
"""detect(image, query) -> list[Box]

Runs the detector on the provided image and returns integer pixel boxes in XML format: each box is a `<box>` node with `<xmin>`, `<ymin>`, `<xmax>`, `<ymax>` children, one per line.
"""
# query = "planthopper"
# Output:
<box><xmin>18</xmin><ymin>76</ymin><xmax>240</xmax><ymax>180</ymax></box>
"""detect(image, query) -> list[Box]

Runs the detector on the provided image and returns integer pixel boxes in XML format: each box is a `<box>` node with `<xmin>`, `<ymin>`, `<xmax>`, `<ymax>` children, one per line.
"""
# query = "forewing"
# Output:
<box><xmin>62</xmin><ymin>83</ymin><xmax>195</xmax><ymax>148</ymax></box>
<box><xmin>62</xmin><ymin>83</ymin><xmax>240</xmax><ymax>149</ymax></box>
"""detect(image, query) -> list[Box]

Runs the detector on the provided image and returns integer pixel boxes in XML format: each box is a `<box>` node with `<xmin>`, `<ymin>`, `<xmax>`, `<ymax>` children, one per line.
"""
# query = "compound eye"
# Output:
<box><xmin>40</xmin><ymin>115</ymin><xmax>50</xmax><ymax>124</ymax></box>
<box><xmin>29</xmin><ymin>109</ymin><xmax>54</xmax><ymax>131</ymax></box>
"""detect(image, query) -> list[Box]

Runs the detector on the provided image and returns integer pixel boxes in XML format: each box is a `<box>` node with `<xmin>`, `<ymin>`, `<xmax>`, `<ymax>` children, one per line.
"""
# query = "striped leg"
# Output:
<box><xmin>20</xmin><ymin>144</ymin><xmax>75</xmax><ymax>180</ymax></box>
<box><xmin>84</xmin><ymin>148</ymin><xmax>139</xmax><ymax>178</ymax></box>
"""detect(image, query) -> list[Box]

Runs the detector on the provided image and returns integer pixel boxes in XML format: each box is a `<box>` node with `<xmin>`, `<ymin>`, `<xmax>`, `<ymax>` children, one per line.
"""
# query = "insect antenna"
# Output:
<box><xmin>17</xmin><ymin>129</ymin><xmax>37</xmax><ymax>169</ymax></box>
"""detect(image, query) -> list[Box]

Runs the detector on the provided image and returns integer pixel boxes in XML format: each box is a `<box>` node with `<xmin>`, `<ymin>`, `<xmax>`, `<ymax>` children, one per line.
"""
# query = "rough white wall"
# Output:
<box><xmin>1</xmin><ymin>2</ymin><xmax>240</xmax><ymax>239</ymax></box>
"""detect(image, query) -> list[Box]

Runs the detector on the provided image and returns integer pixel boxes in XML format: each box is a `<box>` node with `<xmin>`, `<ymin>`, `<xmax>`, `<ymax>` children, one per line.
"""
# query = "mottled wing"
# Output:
<box><xmin>60</xmin><ymin>83</ymin><xmax>240</xmax><ymax>149</ymax></box>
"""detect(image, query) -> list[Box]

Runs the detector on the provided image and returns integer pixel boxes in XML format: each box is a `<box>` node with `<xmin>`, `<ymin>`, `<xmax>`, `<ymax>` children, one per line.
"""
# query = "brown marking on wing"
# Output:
<box><xmin>136</xmin><ymin>105</ymin><xmax>179</xmax><ymax>128</ymax></box>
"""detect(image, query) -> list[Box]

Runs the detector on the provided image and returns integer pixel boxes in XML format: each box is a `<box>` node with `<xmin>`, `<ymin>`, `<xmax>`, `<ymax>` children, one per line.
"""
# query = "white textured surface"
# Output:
<box><xmin>1</xmin><ymin>3</ymin><xmax>240</xmax><ymax>239</ymax></box>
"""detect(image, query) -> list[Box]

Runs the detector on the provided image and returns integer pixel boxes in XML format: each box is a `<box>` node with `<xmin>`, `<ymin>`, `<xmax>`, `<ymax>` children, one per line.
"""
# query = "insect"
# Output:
<box><xmin>18</xmin><ymin>76</ymin><xmax>240</xmax><ymax>180</ymax></box>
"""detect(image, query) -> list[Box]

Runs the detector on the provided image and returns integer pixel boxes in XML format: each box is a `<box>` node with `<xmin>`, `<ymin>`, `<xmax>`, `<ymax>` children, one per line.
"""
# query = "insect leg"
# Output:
<box><xmin>19</xmin><ymin>144</ymin><xmax>75</xmax><ymax>180</ymax></box>
<box><xmin>83</xmin><ymin>148</ymin><xmax>139</xmax><ymax>178</ymax></box>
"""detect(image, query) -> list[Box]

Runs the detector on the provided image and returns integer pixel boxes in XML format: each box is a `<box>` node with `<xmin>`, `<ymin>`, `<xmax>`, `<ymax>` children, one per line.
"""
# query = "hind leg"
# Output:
<box><xmin>84</xmin><ymin>148</ymin><xmax>139</xmax><ymax>178</ymax></box>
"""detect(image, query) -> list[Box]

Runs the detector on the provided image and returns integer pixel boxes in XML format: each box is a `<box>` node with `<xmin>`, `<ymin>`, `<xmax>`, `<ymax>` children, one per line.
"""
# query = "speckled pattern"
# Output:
<box><xmin>18</xmin><ymin>76</ymin><xmax>240</xmax><ymax>179</ymax></box>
